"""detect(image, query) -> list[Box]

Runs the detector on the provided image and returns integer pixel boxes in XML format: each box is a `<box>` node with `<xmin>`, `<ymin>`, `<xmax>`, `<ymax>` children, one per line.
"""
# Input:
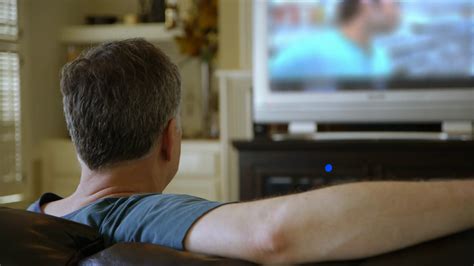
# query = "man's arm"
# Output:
<box><xmin>184</xmin><ymin>180</ymin><xmax>474</xmax><ymax>264</ymax></box>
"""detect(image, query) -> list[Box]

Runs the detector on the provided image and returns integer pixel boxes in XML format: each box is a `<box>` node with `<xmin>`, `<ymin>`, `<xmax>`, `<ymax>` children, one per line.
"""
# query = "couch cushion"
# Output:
<box><xmin>0</xmin><ymin>207</ymin><xmax>105</xmax><ymax>266</ymax></box>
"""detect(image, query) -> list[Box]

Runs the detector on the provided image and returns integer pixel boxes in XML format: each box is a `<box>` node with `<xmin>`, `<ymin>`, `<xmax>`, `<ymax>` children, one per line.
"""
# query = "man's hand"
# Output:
<box><xmin>185</xmin><ymin>180</ymin><xmax>474</xmax><ymax>264</ymax></box>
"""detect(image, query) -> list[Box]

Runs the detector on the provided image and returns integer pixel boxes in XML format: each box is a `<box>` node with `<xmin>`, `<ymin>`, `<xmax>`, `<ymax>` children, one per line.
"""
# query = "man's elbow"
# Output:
<box><xmin>249</xmin><ymin>201</ymin><xmax>303</xmax><ymax>264</ymax></box>
<box><xmin>251</xmin><ymin>222</ymin><xmax>292</xmax><ymax>264</ymax></box>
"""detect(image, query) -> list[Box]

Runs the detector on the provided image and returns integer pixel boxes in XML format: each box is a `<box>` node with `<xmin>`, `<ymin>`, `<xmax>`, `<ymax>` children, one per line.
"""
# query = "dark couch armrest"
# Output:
<box><xmin>359</xmin><ymin>228</ymin><xmax>474</xmax><ymax>266</ymax></box>
<box><xmin>303</xmin><ymin>228</ymin><xmax>474</xmax><ymax>266</ymax></box>
<box><xmin>79</xmin><ymin>242</ymin><xmax>256</xmax><ymax>266</ymax></box>
<box><xmin>81</xmin><ymin>229</ymin><xmax>474</xmax><ymax>266</ymax></box>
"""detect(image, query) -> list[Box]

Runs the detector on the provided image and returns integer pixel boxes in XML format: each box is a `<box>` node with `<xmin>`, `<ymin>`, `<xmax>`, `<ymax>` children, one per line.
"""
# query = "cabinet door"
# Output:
<box><xmin>164</xmin><ymin>141</ymin><xmax>221</xmax><ymax>201</ymax></box>
<box><xmin>239</xmin><ymin>149</ymin><xmax>370</xmax><ymax>200</ymax></box>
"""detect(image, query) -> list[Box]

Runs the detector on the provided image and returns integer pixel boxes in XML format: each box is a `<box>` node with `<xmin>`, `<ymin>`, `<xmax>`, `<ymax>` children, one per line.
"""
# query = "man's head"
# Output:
<box><xmin>61</xmin><ymin>39</ymin><xmax>182</xmax><ymax>176</ymax></box>
<box><xmin>338</xmin><ymin>0</ymin><xmax>401</xmax><ymax>34</ymax></box>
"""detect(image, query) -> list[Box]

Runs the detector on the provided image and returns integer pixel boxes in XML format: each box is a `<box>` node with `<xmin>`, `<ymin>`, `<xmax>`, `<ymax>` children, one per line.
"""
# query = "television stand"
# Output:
<box><xmin>233</xmin><ymin>138</ymin><xmax>474</xmax><ymax>201</ymax></box>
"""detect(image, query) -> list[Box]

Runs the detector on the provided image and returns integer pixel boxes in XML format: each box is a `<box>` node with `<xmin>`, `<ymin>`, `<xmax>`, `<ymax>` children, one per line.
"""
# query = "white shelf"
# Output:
<box><xmin>59</xmin><ymin>23</ymin><xmax>181</xmax><ymax>44</ymax></box>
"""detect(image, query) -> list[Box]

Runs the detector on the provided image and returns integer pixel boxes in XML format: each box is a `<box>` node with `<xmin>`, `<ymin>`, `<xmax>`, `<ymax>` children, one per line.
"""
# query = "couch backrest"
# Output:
<box><xmin>0</xmin><ymin>207</ymin><xmax>104</xmax><ymax>265</ymax></box>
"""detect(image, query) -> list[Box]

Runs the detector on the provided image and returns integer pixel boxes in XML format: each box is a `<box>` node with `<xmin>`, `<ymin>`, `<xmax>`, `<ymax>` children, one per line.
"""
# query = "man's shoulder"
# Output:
<box><xmin>113</xmin><ymin>193</ymin><xmax>220</xmax><ymax>213</ymax></box>
<box><xmin>110</xmin><ymin>193</ymin><xmax>211</xmax><ymax>206</ymax></box>
<box><xmin>71</xmin><ymin>193</ymin><xmax>218</xmax><ymax>219</ymax></box>
<box><xmin>91</xmin><ymin>193</ymin><xmax>224</xmax><ymax>249</ymax></box>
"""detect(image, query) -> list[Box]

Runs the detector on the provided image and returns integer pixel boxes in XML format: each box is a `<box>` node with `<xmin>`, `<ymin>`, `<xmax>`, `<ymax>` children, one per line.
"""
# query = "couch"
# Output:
<box><xmin>1</xmin><ymin>207</ymin><xmax>472</xmax><ymax>266</ymax></box>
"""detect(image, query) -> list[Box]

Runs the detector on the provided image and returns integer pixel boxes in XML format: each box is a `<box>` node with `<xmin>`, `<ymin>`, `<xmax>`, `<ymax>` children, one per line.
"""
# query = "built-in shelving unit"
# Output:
<box><xmin>59</xmin><ymin>23</ymin><xmax>181</xmax><ymax>44</ymax></box>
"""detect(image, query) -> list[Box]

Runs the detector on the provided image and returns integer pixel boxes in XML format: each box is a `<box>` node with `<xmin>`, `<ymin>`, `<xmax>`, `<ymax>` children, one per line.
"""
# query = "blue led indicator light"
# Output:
<box><xmin>325</xmin><ymin>164</ymin><xmax>333</xmax><ymax>173</ymax></box>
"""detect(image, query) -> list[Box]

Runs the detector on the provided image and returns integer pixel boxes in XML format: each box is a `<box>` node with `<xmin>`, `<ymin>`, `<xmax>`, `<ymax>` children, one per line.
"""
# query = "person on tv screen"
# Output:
<box><xmin>271</xmin><ymin>0</ymin><xmax>401</xmax><ymax>80</ymax></box>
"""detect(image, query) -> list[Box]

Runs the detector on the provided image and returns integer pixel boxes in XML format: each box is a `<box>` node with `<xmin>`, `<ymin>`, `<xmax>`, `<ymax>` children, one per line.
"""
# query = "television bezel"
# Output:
<box><xmin>253</xmin><ymin>0</ymin><xmax>474</xmax><ymax>123</ymax></box>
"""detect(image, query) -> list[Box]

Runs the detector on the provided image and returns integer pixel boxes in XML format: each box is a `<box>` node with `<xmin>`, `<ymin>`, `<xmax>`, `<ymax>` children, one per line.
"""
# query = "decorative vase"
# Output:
<box><xmin>200</xmin><ymin>60</ymin><xmax>218</xmax><ymax>138</ymax></box>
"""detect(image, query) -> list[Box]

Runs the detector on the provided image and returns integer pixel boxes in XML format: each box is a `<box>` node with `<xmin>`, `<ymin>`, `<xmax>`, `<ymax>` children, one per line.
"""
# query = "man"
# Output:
<box><xmin>28</xmin><ymin>39</ymin><xmax>473</xmax><ymax>264</ymax></box>
<box><xmin>271</xmin><ymin>0</ymin><xmax>400</xmax><ymax>79</ymax></box>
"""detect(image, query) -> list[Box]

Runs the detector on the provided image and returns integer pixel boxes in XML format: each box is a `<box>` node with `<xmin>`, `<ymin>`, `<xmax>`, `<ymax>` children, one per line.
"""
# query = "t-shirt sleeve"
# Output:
<box><xmin>26</xmin><ymin>193</ymin><xmax>63</xmax><ymax>213</ymax></box>
<box><xmin>100</xmin><ymin>194</ymin><xmax>224</xmax><ymax>250</ymax></box>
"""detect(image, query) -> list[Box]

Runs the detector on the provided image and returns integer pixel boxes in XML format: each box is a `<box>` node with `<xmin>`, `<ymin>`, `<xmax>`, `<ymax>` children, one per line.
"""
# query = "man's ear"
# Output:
<box><xmin>160</xmin><ymin>118</ymin><xmax>179</xmax><ymax>161</ymax></box>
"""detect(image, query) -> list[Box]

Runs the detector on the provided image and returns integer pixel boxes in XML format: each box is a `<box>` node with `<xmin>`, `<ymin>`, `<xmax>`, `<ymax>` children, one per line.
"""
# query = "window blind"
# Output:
<box><xmin>0</xmin><ymin>0</ymin><xmax>17</xmax><ymax>39</ymax></box>
<box><xmin>0</xmin><ymin>0</ymin><xmax>21</xmax><ymax>202</ymax></box>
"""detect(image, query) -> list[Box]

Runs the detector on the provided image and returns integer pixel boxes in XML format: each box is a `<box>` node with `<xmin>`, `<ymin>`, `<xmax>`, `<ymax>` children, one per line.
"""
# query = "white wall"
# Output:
<box><xmin>22</xmin><ymin>0</ymin><xmax>82</xmax><ymax>147</ymax></box>
<box><xmin>20</xmin><ymin>0</ymin><xmax>84</xmax><ymax>199</ymax></box>
<box><xmin>218</xmin><ymin>0</ymin><xmax>253</xmax><ymax>70</ymax></box>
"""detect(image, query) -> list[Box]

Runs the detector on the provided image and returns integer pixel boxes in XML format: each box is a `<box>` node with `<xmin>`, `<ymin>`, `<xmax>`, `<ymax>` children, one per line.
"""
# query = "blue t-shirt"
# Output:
<box><xmin>27</xmin><ymin>193</ymin><xmax>223</xmax><ymax>250</ymax></box>
<box><xmin>271</xmin><ymin>30</ymin><xmax>392</xmax><ymax>79</ymax></box>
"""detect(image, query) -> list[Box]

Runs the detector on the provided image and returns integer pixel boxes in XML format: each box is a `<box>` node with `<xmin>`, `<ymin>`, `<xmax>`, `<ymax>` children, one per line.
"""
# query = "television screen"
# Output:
<box><xmin>268</xmin><ymin>0</ymin><xmax>474</xmax><ymax>92</ymax></box>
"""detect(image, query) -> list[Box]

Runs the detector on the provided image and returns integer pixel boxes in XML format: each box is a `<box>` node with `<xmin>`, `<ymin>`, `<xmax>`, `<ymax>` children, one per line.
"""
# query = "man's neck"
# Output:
<box><xmin>71</xmin><ymin>156</ymin><xmax>169</xmax><ymax>205</ymax></box>
<box><xmin>340</xmin><ymin>20</ymin><xmax>372</xmax><ymax>51</ymax></box>
<box><xmin>42</xmin><ymin>155</ymin><xmax>172</xmax><ymax>217</ymax></box>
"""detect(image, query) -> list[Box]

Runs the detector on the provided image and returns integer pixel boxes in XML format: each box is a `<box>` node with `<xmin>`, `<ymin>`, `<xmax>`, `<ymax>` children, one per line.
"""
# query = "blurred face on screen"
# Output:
<box><xmin>366</xmin><ymin>0</ymin><xmax>401</xmax><ymax>33</ymax></box>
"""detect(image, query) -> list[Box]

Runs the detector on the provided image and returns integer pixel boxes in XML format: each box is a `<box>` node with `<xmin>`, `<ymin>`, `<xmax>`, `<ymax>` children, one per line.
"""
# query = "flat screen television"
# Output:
<box><xmin>253</xmin><ymin>0</ymin><xmax>474</xmax><ymax>124</ymax></box>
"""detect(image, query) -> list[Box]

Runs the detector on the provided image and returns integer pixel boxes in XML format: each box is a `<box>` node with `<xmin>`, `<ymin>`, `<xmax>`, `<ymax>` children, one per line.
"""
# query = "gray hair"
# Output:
<box><xmin>60</xmin><ymin>38</ymin><xmax>181</xmax><ymax>170</ymax></box>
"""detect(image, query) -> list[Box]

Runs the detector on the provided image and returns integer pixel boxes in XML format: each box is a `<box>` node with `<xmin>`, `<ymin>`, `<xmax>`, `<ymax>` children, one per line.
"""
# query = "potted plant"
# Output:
<box><xmin>175</xmin><ymin>0</ymin><xmax>219</xmax><ymax>138</ymax></box>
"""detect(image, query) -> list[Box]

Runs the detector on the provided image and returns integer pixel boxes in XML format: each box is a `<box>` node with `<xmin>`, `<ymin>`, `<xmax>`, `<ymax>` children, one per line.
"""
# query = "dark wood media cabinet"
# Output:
<box><xmin>233</xmin><ymin>139</ymin><xmax>474</xmax><ymax>201</ymax></box>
